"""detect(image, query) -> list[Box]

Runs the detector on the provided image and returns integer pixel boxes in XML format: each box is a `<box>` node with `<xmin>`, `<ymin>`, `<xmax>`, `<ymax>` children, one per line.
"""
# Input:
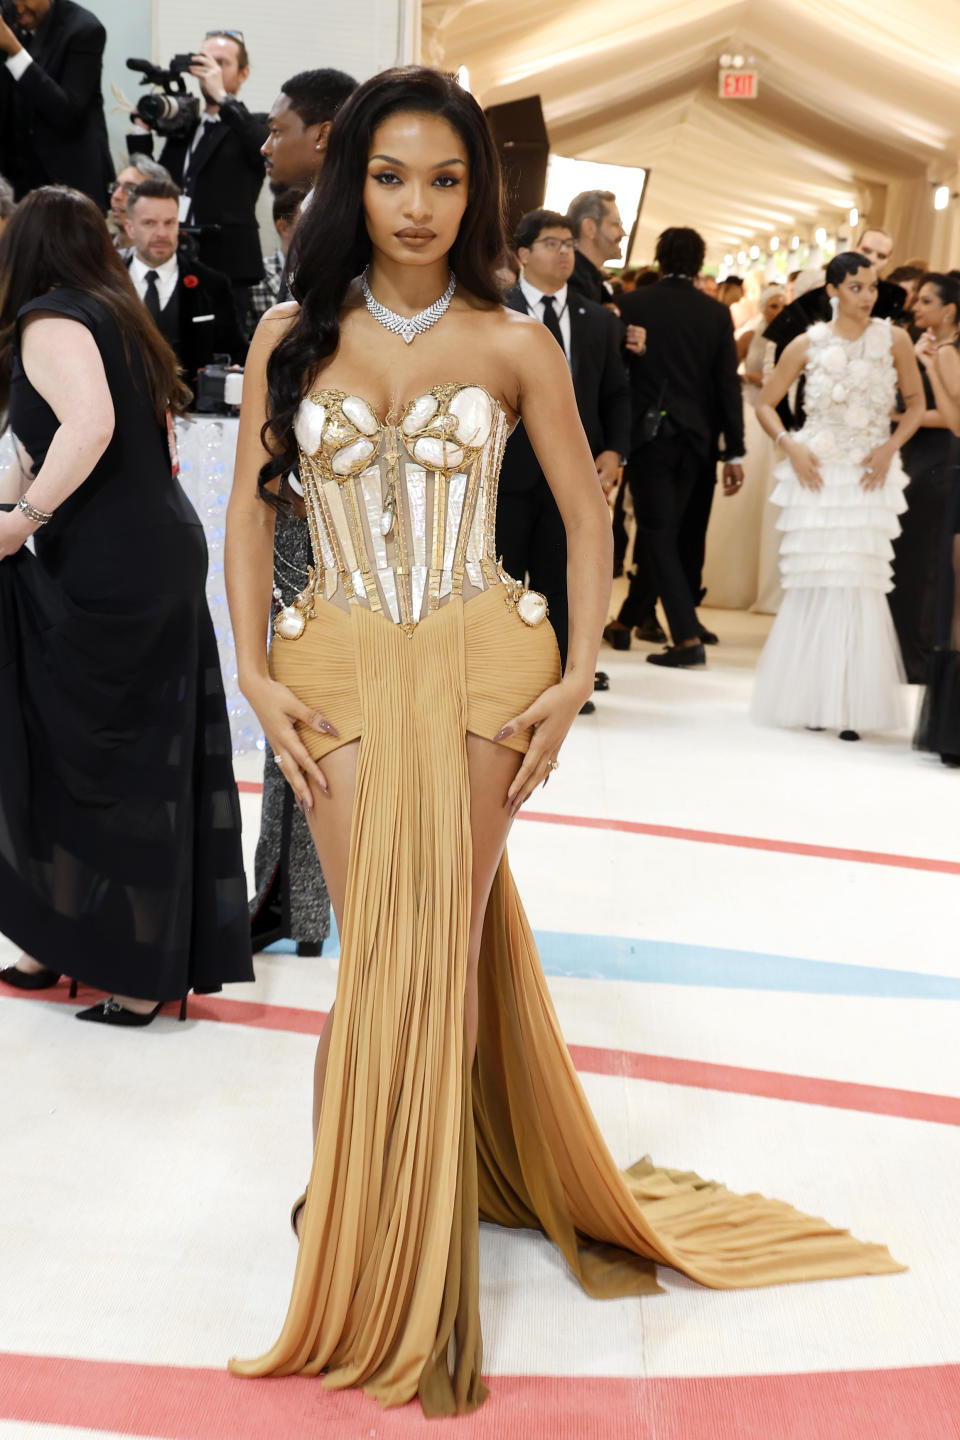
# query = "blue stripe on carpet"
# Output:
<box><xmin>266</xmin><ymin>923</ymin><xmax>960</xmax><ymax>1000</ymax></box>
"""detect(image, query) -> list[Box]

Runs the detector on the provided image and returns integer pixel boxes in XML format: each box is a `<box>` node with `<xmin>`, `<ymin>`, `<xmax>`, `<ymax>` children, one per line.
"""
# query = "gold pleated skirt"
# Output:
<box><xmin>230</xmin><ymin>584</ymin><xmax>903</xmax><ymax>1416</ymax></box>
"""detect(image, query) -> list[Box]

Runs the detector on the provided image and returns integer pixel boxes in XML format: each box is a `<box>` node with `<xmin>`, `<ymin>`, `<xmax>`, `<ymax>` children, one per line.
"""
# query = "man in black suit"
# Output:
<box><xmin>123</xmin><ymin>178</ymin><xmax>244</xmax><ymax>391</ymax></box>
<box><xmin>567</xmin><ymin>189</ymin><xmax>626</xmax><ymax>308</ymax></box>
<box><xmin>0</xmin><ymin>0</ymin><xmax>113</xmax><ymax>203</ymax></box>
<box><xmin>607</xmin><ymin>227</ymin><xmax>744</xmax><ymax>668</ymax></box>
<box><xmin>129</xmin><ymin>30</ymin><xmax>267</xmax><ymax>294</ymax></box>
<box><xmin>497</xmin><ymin>208</ymin><xmax>630</xmax><ymax>693</ymax></box>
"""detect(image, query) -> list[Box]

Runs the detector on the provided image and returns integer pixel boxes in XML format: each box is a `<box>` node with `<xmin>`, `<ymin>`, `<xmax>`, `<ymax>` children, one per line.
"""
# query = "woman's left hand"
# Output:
<box><xmin>0</xmin><ymin>509</ymin><xmax>35</xmax><ymax>561</ymax></box>
<box><xmin>861</xmin><ymin>443</ymin><xmax>895</xmax><ymax>492</ymax></box>
<box><xmin>496</xmin><ymin>679</ymin><xmax>588</xmax><ymax>817</ymax></box>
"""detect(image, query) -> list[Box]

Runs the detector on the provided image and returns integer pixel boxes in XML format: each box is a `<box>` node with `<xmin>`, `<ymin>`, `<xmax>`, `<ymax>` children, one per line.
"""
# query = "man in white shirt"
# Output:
<box><xmin>497</xmin><ymin>208</ymin><xmax>631</xmax><ymax>708</ymax></box>
<box><xmin>123</xmin><ymin>177</ymin><xmax>244</xmax><ymax>386</ymax></box>
<box><xmin>127</xmin><ymin>30</ymin><xmax>267</xmax><ymax>292</ymax></box>
<box><xmin>0</xmin><ymin>0</ymin><xmax>113</xmax><ymax>203</ymax></box>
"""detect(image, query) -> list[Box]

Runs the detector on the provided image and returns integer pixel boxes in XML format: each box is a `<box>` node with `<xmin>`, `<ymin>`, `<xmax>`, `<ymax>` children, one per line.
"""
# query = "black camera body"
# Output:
<box><xmin>126</xmin><ymin>56</ymin><xmax>200</xmax><ymax>140</ymax></box>
<box><xmin>195</xmin><ymin>359</ymin><xmax>243</xmax><ymax>416</ymax></box>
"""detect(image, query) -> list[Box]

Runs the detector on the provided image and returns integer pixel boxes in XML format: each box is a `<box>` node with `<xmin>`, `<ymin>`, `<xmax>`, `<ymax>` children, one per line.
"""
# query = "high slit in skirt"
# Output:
<box><xmin>229</xmin><ymin>583</ymin><xmax>903</xmax><ymax>1416</ymax></box>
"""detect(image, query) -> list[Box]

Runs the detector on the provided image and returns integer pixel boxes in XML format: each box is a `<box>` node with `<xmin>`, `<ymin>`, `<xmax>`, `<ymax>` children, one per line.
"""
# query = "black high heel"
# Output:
<box><xmin>75</xmin><ymin>994</ymin><xmax>187</xmax><ymax>1026</ymax></box>
<box><xmin>76</xmin><ymin>998</ymin><xmax>166</xmax><ymax>1027</ymax></box>
<box><xmin>0</xmin><ymin>964</ymin><xmax>62</xmax><ymax>990</ymax></box>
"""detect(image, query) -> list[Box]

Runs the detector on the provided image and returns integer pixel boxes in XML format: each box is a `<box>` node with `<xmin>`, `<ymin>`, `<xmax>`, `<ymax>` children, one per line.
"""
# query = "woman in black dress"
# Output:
<box><xmin>913</xmin><ymin>287</ymin><xmax>960</xmax><ymax>766</ymax></box>
<box><xmin>889</xmin><ymin>274</ymin><xmax>960</xmax><ymax>681</ymax></box>
<box><xmin>0</xmin><ymin>186</ymin><xmax>252</xmax><ymax>1024</ymax></box>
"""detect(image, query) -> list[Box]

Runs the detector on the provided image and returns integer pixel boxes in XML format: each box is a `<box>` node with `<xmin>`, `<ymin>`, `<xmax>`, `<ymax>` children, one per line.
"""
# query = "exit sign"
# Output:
<box><xmin>719</xmin><ymin>68</ymin><xmax>758</xmax><ymax>99</ymax></box>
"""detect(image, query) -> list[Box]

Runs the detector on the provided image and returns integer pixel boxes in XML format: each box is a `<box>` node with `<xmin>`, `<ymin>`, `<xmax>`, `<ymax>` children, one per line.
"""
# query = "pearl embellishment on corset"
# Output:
<box><xmin>275</xmin><ymin>606</ymin><xmax>306</xmax><ymax>640</ymax></box>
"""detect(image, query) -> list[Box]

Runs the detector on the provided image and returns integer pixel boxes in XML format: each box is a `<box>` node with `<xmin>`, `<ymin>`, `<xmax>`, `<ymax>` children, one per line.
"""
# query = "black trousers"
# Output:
<box><xmin>617</xmin><ymin>437</ymin><xmax>702</xmax><ymax>644</ymax></box>
<box><xmin>497</xmin><ymin>477</ymin><xmax>568</xmax><ymax>669</ymax></box>
<box><xmin>677</xmin><ymin>456</ymin><xmax>718</xmax><ymax>605</ymax></box>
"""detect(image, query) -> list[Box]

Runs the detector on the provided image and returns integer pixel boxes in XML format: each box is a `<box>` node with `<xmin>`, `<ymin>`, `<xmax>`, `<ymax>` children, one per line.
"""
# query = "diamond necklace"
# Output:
<box><xmin>360</xmin><ymin>267</ymin><xmax>456</xmax><ymax>345</ymax></box>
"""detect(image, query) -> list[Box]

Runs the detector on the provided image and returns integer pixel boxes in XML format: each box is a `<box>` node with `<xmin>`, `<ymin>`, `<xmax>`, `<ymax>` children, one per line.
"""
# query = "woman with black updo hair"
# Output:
<box><xmin>752</xmin><ymin>251</ymin><xmax>924</xmax><ymax>740</ymax></box>
<box><xmin>225</xmin><ymin>78</ymin><xmax>903</xmax><ymax>1417</ymax></box>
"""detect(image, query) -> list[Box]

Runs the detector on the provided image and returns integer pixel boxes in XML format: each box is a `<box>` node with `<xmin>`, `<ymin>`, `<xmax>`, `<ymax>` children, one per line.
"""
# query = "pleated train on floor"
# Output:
<box><xmin>230</xmin><ymin>589</ymin><xmax>904</xmax><ymax>1416</ymax></box>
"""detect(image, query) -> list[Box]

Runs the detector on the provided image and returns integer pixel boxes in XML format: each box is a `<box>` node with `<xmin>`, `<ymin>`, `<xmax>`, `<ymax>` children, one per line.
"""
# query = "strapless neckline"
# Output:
<box><xmin>304</xmin><ymin>381</ymin><xmax>514</xmax><ymax>430</ymax></box>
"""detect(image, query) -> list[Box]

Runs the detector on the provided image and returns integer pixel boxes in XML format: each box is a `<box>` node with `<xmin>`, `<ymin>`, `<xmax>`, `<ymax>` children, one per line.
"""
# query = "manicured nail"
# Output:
<box><xmin>493</xmin><ymin>725</ymin><xmax>514</xmax><ymax>742</ymax></box>
<box><xmin>319</xmin><ymin>720</ymin><xmax>339</xmax><ymax>736</ymax></box>
<box><xmin>320</xmin><ymin>783</ymin><xmax>330</xmax><ymax>798</ymax></box>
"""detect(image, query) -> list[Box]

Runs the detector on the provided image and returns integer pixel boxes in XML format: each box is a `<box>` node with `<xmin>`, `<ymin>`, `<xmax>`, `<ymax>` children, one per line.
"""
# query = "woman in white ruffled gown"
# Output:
<box><xmin>751</xmin><ymin>252</ymin><xmax>924</xmax><ymax>738</ymax></box>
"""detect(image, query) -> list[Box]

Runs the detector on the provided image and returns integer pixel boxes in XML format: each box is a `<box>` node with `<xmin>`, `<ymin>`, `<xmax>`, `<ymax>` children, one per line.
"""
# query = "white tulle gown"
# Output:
<box><xmin>751</xmin><ymin>318</ymin><xmax>907</xmax><ymax>733</ymax></box>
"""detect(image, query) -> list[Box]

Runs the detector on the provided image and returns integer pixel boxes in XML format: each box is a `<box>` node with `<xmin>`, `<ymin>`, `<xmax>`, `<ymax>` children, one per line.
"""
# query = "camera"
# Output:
<box><xmin>195</xmin><ymin>359</ymin><xmax>244</xmax><ymax>416</ymax></box>
<box><xmin>126</xmin><ymin>55</ymin><xmax>201</xmax><ymax>140</ymax></box>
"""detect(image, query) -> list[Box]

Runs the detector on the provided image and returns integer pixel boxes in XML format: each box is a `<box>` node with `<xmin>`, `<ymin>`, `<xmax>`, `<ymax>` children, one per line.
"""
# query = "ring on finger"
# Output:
<box><xmin>274</xmin><ymin>755</ymin><xmax>284</xmax><ymax>766</ymax></box>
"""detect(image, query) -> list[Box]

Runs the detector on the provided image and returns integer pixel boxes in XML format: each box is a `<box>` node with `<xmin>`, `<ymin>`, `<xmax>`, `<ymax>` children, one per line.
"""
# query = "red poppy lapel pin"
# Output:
<box><xmin>183</xmin><ymin>274</ymin><xmax>199</xmax><ymax>289</ymax></box>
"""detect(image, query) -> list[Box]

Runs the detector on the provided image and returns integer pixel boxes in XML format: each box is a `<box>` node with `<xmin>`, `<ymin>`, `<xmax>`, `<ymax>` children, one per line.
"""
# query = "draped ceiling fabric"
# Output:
<box><xmin>422</xmin><ymin>0</ymin><xmax>960</xmax><ymax>266</ymax></box>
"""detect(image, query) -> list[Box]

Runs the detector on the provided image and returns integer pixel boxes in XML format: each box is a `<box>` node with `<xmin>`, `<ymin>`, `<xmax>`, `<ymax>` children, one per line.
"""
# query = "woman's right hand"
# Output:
<box><xmin>914</xmin><ymin>330</ymin><xmax>938</xmax><ymax>370</ymax></box>
<box><xmin>785</xmin><ymin>440</ymin><xmax>824</xmax><ymax>492</ymax></box>
<box><xmin>243</xmin><ymin>673</ymin><xmax>337</xmax><ymax>813</ymax></box>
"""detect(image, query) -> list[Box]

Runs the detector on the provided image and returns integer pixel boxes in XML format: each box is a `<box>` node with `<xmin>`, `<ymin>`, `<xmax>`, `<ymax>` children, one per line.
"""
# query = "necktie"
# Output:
<box><xmin>183</xmin><ymin>118</ymin><xmax>209</xmax><ymax>187</ymax></box>
<box><xmin>144</xmin><ymin>270</ymin><xmax>161</xmax><ymax>324</ymax></box>
<box><xmin>541</xmin><ymin>293</ymin><xmax>565</xmax><ymax>354</ymax></box>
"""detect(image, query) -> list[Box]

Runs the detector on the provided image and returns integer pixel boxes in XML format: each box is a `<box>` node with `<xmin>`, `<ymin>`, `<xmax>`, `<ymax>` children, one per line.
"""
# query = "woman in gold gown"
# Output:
<box><xmin>224</xmin><ymin>66</ymin><xmax>902</xmax><ymax>1418</ymax></box>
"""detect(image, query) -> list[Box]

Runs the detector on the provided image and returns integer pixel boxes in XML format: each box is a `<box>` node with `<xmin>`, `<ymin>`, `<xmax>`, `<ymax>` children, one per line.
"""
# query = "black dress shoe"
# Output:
<box><xmin>839</xmin><ymin>730</ymin><xmax>860</xmax><ymax>742</ymax></box>
<box><xmin>633</xmin><ymin>618</ymin><xmax>667</xmax><ymax>644</ymax></box>
<box><xmin>76</xmin><ymin>997</ymin><xmax>165</xmax><ymax>1027</ymax></box>
<box><xmin>941</xmin><ymin>753</ymin><xmax>960</xmax><ymax>768</ymax></box>
<box><xmin>696</xmin><ymin>624</ymin><xmax>719</xmax><ymax>645</ymax></box>
<box><xmin>579</xmin><ymin>699</ymin><xmax>596</xmax><ymax>715</ymax></box>
<box><xmin>646</xmin><ymin>644</ymin><xmax>706</xmax><ymax>668</ymax></box>
<box><xmin>593</xmin><ymin>671</ymin><xmax>610</xmax><ymax>692</ymax></box>
<box><xmin>0</xmin><ymin>964</ymin><xmax>62</xmax><ymax>990</ymax></box>
<box><xmin>297</xmin><ymin>941</ymin><xmax>322</xmax><ymax>957</ymax></box>
<box><xmin>602</xmin><ymin>620</ymin><xmax>631</xmax><ymax>651</ymax></box>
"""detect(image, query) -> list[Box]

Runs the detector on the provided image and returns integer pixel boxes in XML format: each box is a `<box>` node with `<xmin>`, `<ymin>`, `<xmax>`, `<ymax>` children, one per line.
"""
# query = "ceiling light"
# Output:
<box><xmin>815</xmin><ymin>226</ymin><xmax>827</xmax><ymax>245</ymax></box>
<box><xmin>934</xmin><ymin>185</ymin><xmax>950</xmax><ymax>211</ymax></box>
<box><xmin>732</xmin><ymin>53</ymin><xmax>744</xmax><ymax>68</ymax></box>
<box><xmin>737</xmin><ymin>250</ymin><xmax>747</xmax><ymax>264</ymax></box>
<box><xmin>719</xmin><ymin>52</ymin><xmax>732</xmax><ymax>68</ymax></box>
<box><xmin>456</xmin><ymin>65</ymin><xmax>471</xmax><ymax>91</ymax></box>
<box><xmin>790</xmin><ymin>235</ymin><xmax>800</xmax><ymax>250</ymax></box>
<box><xmin>749</xmin><ymin>244</ymin><xmax>760</xmax><ymax>260</ymax></box>
<box><xmin>848</xmin><ymin>207</ymin><xmax>859</xmax><ymax>228</ymax></box>
<box><xmin>769</xmin><ymin>236</ymin><xmax>780</xmax><ymax>251</ymax></box>
<box><xmin>724</xmin><ymin>253</ymin><xmax>734</xmax><ymax>266</ymax></box>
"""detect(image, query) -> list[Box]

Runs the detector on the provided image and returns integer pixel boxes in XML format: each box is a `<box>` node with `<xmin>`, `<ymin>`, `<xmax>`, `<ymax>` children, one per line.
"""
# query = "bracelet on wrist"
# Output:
<box><xmin>17</xmin><ymin>494</ymin><xmax>53</xmax><ymax>526</ymax></box>
<box><xmin>774</xmin><ymin>429</ymin><xmax>788</xmax><ymax>447</ymax></box>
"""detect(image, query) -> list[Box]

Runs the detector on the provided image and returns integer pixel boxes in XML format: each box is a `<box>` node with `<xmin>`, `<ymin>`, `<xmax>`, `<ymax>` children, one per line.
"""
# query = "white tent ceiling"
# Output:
<box><xmin>422</xmin><ymin>0</ymin><xmax>960</xmax><ymax>262</ymax></box>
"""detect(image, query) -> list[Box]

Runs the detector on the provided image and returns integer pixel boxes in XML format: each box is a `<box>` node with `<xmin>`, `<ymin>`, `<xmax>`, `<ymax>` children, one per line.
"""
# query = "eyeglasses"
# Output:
<box><xmin>534</xmin><ymin>238</ymin><xmax>576</xmax><ymax>253</ymax></box>
<box><xmin>205</xmin><ymin>28</ymin><xmax>244</xmax><ymax>40</ymax></box>
<box><xmin>108</xmin><ymin>181</ymin><xmax>134</xmax><ymax>198</ymax></box>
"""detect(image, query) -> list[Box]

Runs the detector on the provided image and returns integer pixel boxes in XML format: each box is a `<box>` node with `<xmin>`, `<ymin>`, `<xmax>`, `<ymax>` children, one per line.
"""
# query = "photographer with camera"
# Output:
<box><xmin>123</xmin><ymin>176</ymin><xmax>244</xmax><ymax>392</ymax></box>
<box><xmin>0</xmin><ymin>0</ymin><xmax>113</xmax><ymax>203</ymax></box>
<box><xmin>127</xmin><ymin>30</ymin><xmax>267</xmax><ymax>306</ymax></box>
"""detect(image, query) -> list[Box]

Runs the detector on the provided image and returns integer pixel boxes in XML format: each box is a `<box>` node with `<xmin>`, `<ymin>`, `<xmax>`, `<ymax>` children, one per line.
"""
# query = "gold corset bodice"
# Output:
<box><xmin>282</xmin><ymin>381</ymin><xmax>516</xmax><ymax>637</ymax></box>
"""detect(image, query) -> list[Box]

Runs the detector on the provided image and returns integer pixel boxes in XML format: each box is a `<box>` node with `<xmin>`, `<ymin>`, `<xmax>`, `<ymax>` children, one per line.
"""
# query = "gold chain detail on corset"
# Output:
<box><xmin>287</xmin><ymin>382</ymin><xmax>521</xmax><ymax>636</ymax></box>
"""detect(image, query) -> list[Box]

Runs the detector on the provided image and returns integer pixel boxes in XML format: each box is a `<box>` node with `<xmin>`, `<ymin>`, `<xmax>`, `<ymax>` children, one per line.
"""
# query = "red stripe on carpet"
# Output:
<box><xmin>518</xmin><ymin>809</ymin><xmax>960</xmax><ymax>876</ymax></box>
<box><xmin>7</xmin><ymin>983</ymin><xmax>960</xmax><ymax>1126</ymax></box>
<box><xmin>0</xmin><ymin>1352</ymin><xmax>957</xmax><ymax>1439</ymax></box>
<box><xmin>236</xmin><ymin>782</ymin><xmax>960</xmax><ymax>875</ymax></box>
<box><xmin>566</xmin><ymin>1044</ymin><xmax>960</xmax><ymax>1128</ymax></box>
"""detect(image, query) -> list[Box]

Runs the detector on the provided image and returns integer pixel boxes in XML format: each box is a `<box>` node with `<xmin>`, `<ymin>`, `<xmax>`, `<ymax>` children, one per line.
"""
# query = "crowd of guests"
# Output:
<box><xmin>1</xmin><ymin>6</ymin><xmax>958</xmax><ymax>1021</ymax></box>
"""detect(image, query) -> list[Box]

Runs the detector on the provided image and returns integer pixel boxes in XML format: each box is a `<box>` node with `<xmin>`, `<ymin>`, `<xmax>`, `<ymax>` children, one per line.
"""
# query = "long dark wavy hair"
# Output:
<box><xmin>0</xmin><ymin>186</ymin><xmax>190</xmax><ymax>428</ymax></box>
<box><xmin>259</xmin><ymin>66</ymin><xmax>507</xmax><ymax>505</ymax></box>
